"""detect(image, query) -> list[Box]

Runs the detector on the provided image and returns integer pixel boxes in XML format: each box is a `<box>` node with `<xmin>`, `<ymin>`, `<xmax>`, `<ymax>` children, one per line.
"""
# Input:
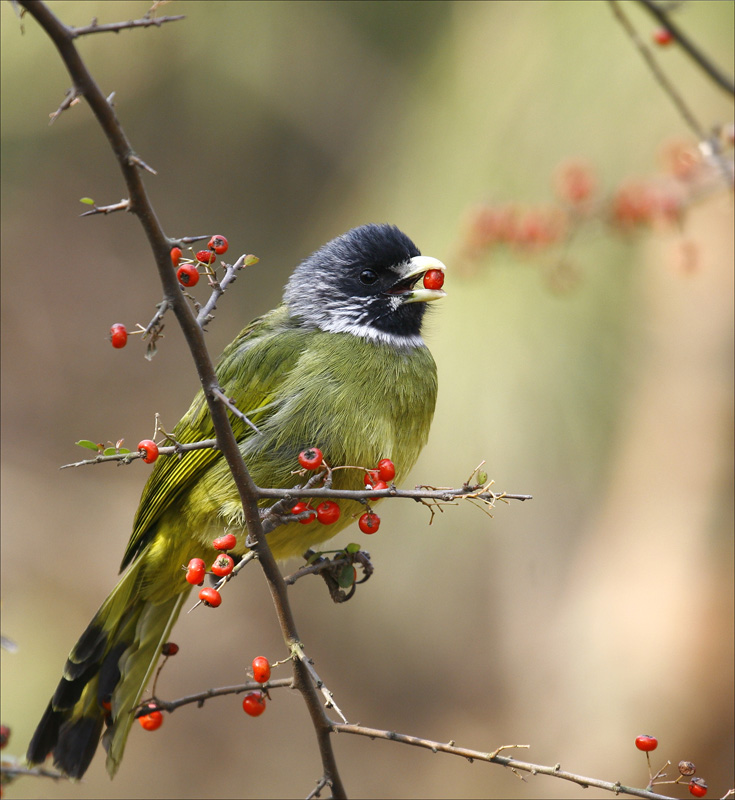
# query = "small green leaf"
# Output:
<box><xmin>76</xmin><ymin>439</ymin><xmax>101</xmax><ymax>451</ymax></box>
<box><xmin>117</xmin><ymin>448</ymin><xmax>131</xmax><ymax>455</ymax></box>
<box><xmin>80</xmin><ymin>197</ymin><xmax>95</xmax><ymax>205</ymax></box>
<box><xmin>336</xmin><ymin>563</ymin><xmax>356</xmax><ymax>589</ymax></box>
<box><xmin>243</xmin><ymin>254</ymin><xmax>259</xmax><ymax>267</ymax></box>
<box><xmin>477</xmin><ymin>470</ymin><xmax>488</xmax><ymax>485</ymax></box>
<box><xmin>344</xmin><ymin>542</ymin><xmax>360</xmax><ymax>554</ymax></box>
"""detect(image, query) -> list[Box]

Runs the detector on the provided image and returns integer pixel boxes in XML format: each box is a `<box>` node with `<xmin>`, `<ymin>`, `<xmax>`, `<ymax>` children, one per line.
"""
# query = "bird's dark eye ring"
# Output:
<box><xmin>359</xmin><ymin>268</ymin><xmax>378</xmax><ymax>285</ymax></box>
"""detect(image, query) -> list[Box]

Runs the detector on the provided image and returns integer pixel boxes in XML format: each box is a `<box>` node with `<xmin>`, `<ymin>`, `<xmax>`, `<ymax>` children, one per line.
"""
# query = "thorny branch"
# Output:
<box><xmin>20</xmin><ymin>2</ymin><xmax>346</xmax><ymax>794</ymax></box>
<box><xmin>608</xmin><ymin>0</ymin><xmax>734</xmax><ymax>186</ymax></box>
<box><xmin>332</xmin><ymin>726</ymin><xmax>681</xmax><ymax>800</ymax></box>
<box><xmin>635</xmin><ymin>0</ymin><xmax>735</xmax><ymax>96</ymax></box>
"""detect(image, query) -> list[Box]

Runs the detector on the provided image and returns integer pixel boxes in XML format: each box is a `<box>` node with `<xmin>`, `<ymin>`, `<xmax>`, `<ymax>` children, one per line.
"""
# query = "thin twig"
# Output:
<box><xmin>59</xmin><ymin>438</ymin><xmax>217</xmax><ymax>469</ymax></box>
<box><xmin>292</xmin><ymin>643</ymin><xmax>348</xmax><ymax>724</ymax></box>
<box><xmin>48</xmin><ymin>87</ymin><xmax>79</xmax><ymax>124</ymax></box>
<box><xmin>79</xmin><ymin>198</ymin><xmax>130</xmax><ymax>217</ymax></box>
<box><xmin>608</xmin><ymin>0</ymin><xmax>707</xmax><ymax>141</ymax></box>
<box><xmin>212</xmin><ymin>387</ymin><xmax>261</xmax><ymax>435</ymax></box>
<box><xmin>635</xmin><ymin>0</ymin><xmax>735</xmax><ymax>96</ymax></box>
<box><xmin>69</xmin><ymin>15</ymin><xmax>185</xmax><ymax>38</ymax></box>
<box><xmin>142</xmin><ymin>677</ymin><xmax>294</xmax><ymax>714</ymax></box>
<box><xmin>0</xmin><ymin>764</ymin><xmax>68</xmax><ymax>781</ymax></box>
<box><xmin>196</xmin><ymin>253</ymin><xmax>248</xmax><ymax>327</ymax></box>
<box><xmin>333</xmin><ymin>724</ymin><xmax>676</xmax><ymax>800</ymax></box>
<box><xmin>608</xmin><ymin>0</ymin><xmax>734</xmax><ymax>187</ymax></box>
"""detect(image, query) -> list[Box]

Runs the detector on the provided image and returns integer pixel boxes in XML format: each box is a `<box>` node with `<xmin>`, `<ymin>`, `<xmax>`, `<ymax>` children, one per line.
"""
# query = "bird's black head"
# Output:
<box><xmin>284</xmin><ymin>224</ymin><xmax>446</xmax><ymax>347</ymax></box>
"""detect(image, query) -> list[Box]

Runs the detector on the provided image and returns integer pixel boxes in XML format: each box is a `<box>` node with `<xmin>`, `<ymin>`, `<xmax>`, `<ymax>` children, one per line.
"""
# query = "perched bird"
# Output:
<box><xmin>27</xmin><ymin>223</ymin><xmax>446</xmax><ymax>779</ymax></box>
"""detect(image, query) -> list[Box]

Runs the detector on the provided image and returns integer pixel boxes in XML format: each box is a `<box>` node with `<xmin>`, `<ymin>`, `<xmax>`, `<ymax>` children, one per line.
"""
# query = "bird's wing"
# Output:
<box><xmin>119</xmin><ymin>306</ymin><xmax>308</xmax><ymax>570</ymax></box>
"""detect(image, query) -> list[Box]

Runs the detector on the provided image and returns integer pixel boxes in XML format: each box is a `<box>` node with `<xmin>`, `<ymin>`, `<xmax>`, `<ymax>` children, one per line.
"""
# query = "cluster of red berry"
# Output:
<box><xmin>457</xmin><ymin>132</ymin><xmax>732</xmax><ymax>279</ymax></box>
<box><xmin>184</xmin><ymin>532</ymin><xmax>239</xmax><ymax>608</ymax></box>
<box><xmin>634</xmin><ymin>735</ymin><xmax>708</xmax><ymax>797</ymax></box>
<box><xmin>135</xmin><ymin>649</ymin><xmax>272</xmax><ymax>731</ymax></box>
<box><xmin>291</xmin><ymin>449</ymin><xmax>395</xmax><ymax>534</ymax></box>
<box><xmin>108</xmin><ymin>235</ymin><xmax>229</xmax><ymax>348</ymax></box>
<box><xmin>171</xmin><ymin>234</ymin><xmax>229</xmax><ymax>288</ymax></box>
<box><xmin>242</xmin><ymin>656</ymin><xmax>272</xmax><ymax>717</ymax></box>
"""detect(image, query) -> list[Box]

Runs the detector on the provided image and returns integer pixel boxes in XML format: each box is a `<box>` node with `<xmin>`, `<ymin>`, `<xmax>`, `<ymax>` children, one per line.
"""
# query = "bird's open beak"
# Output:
<box><xmin>387</xmin><ymin>255</ymin><xmax>447</xmax><ymax>304</ymax></box>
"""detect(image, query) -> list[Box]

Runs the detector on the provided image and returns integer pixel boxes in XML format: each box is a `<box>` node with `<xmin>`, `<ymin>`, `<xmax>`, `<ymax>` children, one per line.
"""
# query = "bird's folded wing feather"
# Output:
<box><xmin>119</xmin><ymin>307</ymin><xmax>309</xmax><ymax>570</ymax></box>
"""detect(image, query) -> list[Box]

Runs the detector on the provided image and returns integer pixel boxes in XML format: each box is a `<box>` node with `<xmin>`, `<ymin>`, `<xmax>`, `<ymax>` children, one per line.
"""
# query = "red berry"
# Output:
<box><xmin>199</xmin><ymin>586</ymin><xmax>222</xmax><ymax>607</ymax></box>
<box><xmin>170</xmin><ymin>246</ymin><xmax>182</xmax><ymax>267</ymax></box>
<box><xmin>298</xmin><ymin>447</ymin><xmax>323</xmax><ymax>470</ymax></box>
<box><xmin>0</xmin><ymin>725</ymin><xmax>10</xmax><ymax>749</ymax></box>
<box><xmin>185</xmin><ymin>558</ymin><xmax>206</xmax><ymax>586</ymax></box>
<box><xmin>635</xmin><ymin>735</ymin><xmax>658</xmax><ymax>752</ymax></box>
<box><xmin>137</xmin><ymin>439</ymin><xmax>159</xmax><ymax>464</ymax></box>
<box><xmin>291</xmin><ymin>501</ymin><xmax>316</xmax><ymax>524</ymax></box>
<box><xmin>196</xmin><ymin>249</ymin><xmax>216</xmax><ymax>264</ymax></box>
<box><xmin>423</xmin><ymin>269</ymin><xmax>444</xmax><ymax>291</ymax></box>
<box><xmin>177</xmin><ymin>264</ymin><xmax>200</xmax><ymax>287</ymax></box>
<box><xmin>555</xmin><ymin>159</ymin><xmax>596</xmax><ymax>204</ymax></box>
<box><xmin>653</xmin><ymin>28</ymin><xmax>673</xmax><ymax>46</ymax></box>
<box><xmin>377</xmin><ymin>458</ymin><xmax>395</xmax><ymax>482</ymax></box>
<box><xmin>138</xmin><ymin>707</ymin><xmax>163</xmax><ymax>731</ymax></box>
<box><xmin>211</xmin><ymin>553</ymin><xmax>234</xmax><ymax>577</ymax></box>
<box><xmin>213</xmin><ymin>533</ymin><xmax>237</xmax><ymax>551</ymax></box>
<box><xmin>364</xmin><ymin>469</ymin><xmax>380</xmax><ymax>487</ymax></box>
<box><xmin>110</xmin><ymin>323</ymin><xmax>128</xmax><ymax>349</ymax></box>
<box><xmin>252</xmin><ymin>656</ymin><xmax>271</xmax><ymax>684</ymax></box>
<box><xmin>316</xmin><ymin>501</ymin><xmax>341</xmax><ymax>525</ymax></box>
<box><xmin>208</xmin><ymin>235</ymin><xmax>229</xmax><ymax>255</ymax></box>
<box><xmin>358</xmin><ymin>512</ymin><xmax>380</xmax><ymax>534</ymax></box>
<box><xmin>242</xmin><ymin>691</ymin><xmax>266</xmax><ymax>717</ymax></box>
<box><xmin>369</xmin><ymin>480</ymin><xmax>388</xmax><ymax>491</ymax></box>
<box><xmin>161</xmin><ymin>642</ymin><xmax>179</xmax><ymax>657</ymax></box>
<box><xmin>688</xmin><ymin>778</ymin><xmax>707</xmax><ymax>798</ymax></box>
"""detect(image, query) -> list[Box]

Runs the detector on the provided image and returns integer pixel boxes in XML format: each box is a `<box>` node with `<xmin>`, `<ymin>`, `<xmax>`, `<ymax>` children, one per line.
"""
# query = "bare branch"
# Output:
<box><xmin>142</xmin><ymin>677</ymin><xmax>294</xmax><ymax>714</ymax></box>
<box><xmin>333</xmin><ymin>724</ymin><xmax>675</xmax><ymax>800</ymax></box>
<box><xmin>291</xmin><ymin>642</ymin><xmax>348</xmax><ymax>724</ymax></box>
<box><xmin>79</xmin><ymin>198</ymin><xmax>130</xmax><ymax>217</ymax></box>
<box><xmin>608</xmin><ymin>0</ymin><xmax>708</xmax><ymax>141</ymax></box>
<box><xmin>48</xmin><ymin>86</ymin><xmax>79</xmax><ymax>124</ymax></box>
<box><xmin>0</xmin><ymin>764</ymin><xmax>68</xmax><ymax>782</ymax></box>
<box><xmin>635</xmin><ymin>0</ymin><xmax>735</xmax><ymax>96</ymax></box>
<box><xmin>212</xmin><ymin>387</ymin><xmax>261</xmax><ymax>435</ymax></box>
<box><xmin>69</xmin><ymin>14</ymin><xmax>185</xmax><ymax>38</ymax></box>
<box><xmin>608</xmin><ymin>0</ymin><xmax>734</xmax><ymax>188</ymax></box>
<box><xmin>196</xmin><ymin>253</ymin><xmax>256</xmax><ymax>328</ymax></box>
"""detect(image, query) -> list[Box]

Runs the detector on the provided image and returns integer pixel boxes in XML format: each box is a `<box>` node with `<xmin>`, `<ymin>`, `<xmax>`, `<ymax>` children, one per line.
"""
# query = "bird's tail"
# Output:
<box><xmin>26</xmin><ymin>557</ymin><xmax>187</xmax><ymax>779</ymax></box>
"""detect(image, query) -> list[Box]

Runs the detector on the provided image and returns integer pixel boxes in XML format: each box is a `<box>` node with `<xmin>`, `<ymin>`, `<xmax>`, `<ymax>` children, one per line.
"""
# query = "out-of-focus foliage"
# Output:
<box><xmin>1</xmin><ymin>2</ymin><xmax>732</xmax><ymax>798</ymax></box>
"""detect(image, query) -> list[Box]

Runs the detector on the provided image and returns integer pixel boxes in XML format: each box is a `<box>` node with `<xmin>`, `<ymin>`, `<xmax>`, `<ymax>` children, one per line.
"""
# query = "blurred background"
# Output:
<box><xmin>1</xmin><ymin>1</ymin><xmax>732</xmax><ymax>798</ymax></box>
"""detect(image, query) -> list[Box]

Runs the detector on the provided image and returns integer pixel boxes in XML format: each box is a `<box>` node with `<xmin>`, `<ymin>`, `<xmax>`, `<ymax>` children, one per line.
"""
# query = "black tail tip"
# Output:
<box><xmin>27</xmin><ymin>705</ymin><xmax>103</xmax><ymax>780</ymax></box>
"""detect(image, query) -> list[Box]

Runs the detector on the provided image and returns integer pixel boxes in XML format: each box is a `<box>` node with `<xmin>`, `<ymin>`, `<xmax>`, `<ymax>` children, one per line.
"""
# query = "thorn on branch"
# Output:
<box><xmin>128</xmin><ymin>153</ymin><xmax>157</xmax><ymax>175</ymax></box>
<box><xmin>79</xmin><ymin>198</ymin><xmax>130</xmax><ymax>217</ymax></box>
<box><xmin>68</xmin><ymin>14</ymin><xmax>186</xmax><ymax>38</ymax></box>
<box><xmin>212</xmin><ymin>387</ymin><xmax>261</xmax><ymax>435</ymax></box>
<box><xmin>49</xmin><ymin>87</ymin><xmax>80</xmax><ymax>125</ymax></box>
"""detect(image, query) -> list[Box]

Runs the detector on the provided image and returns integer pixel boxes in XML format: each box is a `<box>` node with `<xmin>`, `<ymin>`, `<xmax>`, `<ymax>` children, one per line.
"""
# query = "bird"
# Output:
<box><xmin>26</xmin><ymin>223</ymin><xmax>446</xmax><ymax>779</ymax></box>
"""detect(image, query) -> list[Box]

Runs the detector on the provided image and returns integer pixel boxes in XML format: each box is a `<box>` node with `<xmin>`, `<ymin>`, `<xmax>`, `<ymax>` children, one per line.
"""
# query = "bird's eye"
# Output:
<box><xmin>359</xmin><ymin>268</ymin><xmax>378</xmax><ymax>285</ymax></box>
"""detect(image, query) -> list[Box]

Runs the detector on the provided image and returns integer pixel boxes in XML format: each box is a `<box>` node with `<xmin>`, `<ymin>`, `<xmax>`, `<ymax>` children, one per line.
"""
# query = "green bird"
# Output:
<box><xmin>26</xmin><ymin>223</ymin><xmax>445</xmax><ymax>779</ymax></box>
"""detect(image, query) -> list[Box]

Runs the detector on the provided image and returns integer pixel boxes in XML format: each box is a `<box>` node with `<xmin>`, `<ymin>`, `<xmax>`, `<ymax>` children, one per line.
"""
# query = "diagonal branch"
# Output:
<box><xmin>333</xmin><ymin>724</ymin><xmax>676</xmax><ymax>800</ymax></box>
<box><xmin>635</xmin><ymin>0</ymin><xmax>735</xmax><ymax>96</ymax></box>
<box><xmin>20</xmin><ymin>3</ymin><xmax>346</xmax><ymax>794</ymax></box>
<box><xmin>68</xmin><ymin>15</ymin><xmax>186</xmax><ymax>38</ymax></box>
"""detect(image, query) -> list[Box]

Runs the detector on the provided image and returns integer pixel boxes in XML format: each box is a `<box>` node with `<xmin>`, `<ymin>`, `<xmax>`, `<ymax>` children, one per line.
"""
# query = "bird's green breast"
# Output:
<box><xmin>179</xmin><ymin>318</ymin><xmax>438</xmax><ymax>560</ymax></box>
